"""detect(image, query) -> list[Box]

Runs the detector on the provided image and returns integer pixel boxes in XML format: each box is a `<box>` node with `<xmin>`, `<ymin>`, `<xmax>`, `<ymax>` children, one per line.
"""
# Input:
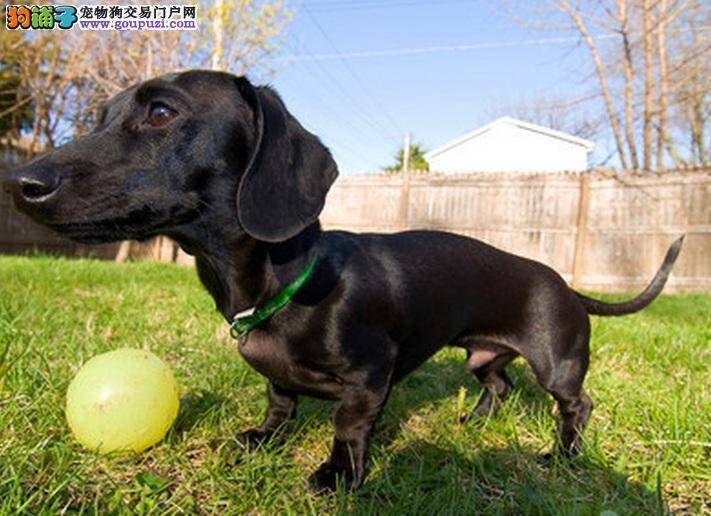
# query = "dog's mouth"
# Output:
<box><xmin>45</xmin><ymin>203</ymin><xmax>202</xmax><ymax>244</ymax></box>
<box><xmin>48</xmin><ymin>220</ymin><xmax>155</xmax><ymax>244</ymax></box>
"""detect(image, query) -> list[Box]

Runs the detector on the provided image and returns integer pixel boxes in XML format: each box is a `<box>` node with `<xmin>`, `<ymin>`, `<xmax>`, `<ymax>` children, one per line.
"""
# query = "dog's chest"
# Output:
<box><xmin>238</xmin><ymin>330</ymin><xmax>343</xmax><ymax>398</ymax></box>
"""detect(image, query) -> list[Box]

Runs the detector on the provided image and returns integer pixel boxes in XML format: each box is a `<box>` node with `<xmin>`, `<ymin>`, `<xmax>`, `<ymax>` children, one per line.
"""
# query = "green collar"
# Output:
<box><xmin>230</xmin><ymin>255</ymin><xmax>318</xmax><ymax>339</ymax></box>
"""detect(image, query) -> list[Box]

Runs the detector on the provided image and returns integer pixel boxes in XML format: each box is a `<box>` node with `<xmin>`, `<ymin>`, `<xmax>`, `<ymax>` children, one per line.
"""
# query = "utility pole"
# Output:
<box><xmin>398</xmin><ymin>133</ymin><xmax>412</xmax><ymax>229</ymax></box>
<box><xmin>212</xmin><ymin>0</ymin><xmax>224</xmax><ymax>70</ymax></box>
<box><xmin>402</xmin><ymin>132</ymin><xmax>411</xmax><ymax>173</ymax></box>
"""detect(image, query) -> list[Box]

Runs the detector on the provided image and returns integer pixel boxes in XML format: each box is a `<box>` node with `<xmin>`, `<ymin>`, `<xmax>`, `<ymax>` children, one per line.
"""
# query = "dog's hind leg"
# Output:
<box><xmin>525</xmin><ymin>330</ymin><xmax>593</xmax><ymax>457</ymax></box>
<box><xmin>553</xmin><ymin>386</ymin><xmax>593</xmax><ymax>457</ymax></box>
<box><xmin>460</xmin><ymin>343</ymin><xmax>518</xmax><ymax>423</ymax></box>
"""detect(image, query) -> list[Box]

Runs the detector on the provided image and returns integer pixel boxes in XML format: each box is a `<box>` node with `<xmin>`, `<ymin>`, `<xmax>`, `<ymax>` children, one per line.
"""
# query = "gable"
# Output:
<box><xmin>425</xmin><ymin>117</ymin><xmax>594</xmax><ymax>161</ymax></box>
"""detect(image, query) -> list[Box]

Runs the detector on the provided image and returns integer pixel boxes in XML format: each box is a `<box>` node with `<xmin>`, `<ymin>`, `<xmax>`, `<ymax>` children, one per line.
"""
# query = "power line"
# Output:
<box><xmin>325</xmin><ymin>135</ymin><xmax>387</xmax><ymax>171</ymax></box>
<box><xmin>274</xmin><ymin>35</ymin><xmax>611</xmax><ymax>62</ymax></box>
<box><xmin>275</xmin><ymin>25</ymin><xmax>711</xmax><ymax>62</ymax></box>
<box><xmin>307</xmin><ymin>0</ymin><xmax>462</xmax><ymax>6</ymax></box>
<box><xmin>273</xmin><ymin>54</ymin><xmax>387</xmax><ymax>170</ymax></box>
<box><xmin>286</xmin><ymin>32</ymin><xmax>400</xmax><ymax>142</ymax></box>
<box><xmin>303</xmin><ymin>6</ymin><xmax>405</xmax><ymax>136</ymax></box>
<box><xmin>282</xmin><ymin>34</ymin><xmax>396</xmax><ymax>148</ymax></box>
<box><xmin>304</xmin><ymin>0</ymin><xmax>477</xmax><ymax>13</ymax></box>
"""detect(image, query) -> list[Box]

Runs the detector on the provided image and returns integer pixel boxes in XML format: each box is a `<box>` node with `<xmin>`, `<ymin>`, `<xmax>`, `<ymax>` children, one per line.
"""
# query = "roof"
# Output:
<box><xmin>424</xmin><ymin>116</ymin><xmax>595</xmax><ymax>159</ymax></box>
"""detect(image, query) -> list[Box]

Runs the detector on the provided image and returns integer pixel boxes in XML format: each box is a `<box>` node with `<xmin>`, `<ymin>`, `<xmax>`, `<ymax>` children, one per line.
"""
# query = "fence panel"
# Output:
<box><xmin>321</xmin><ymin>170</ymin><xmax>710</xmax><ymax>292</ymax></box>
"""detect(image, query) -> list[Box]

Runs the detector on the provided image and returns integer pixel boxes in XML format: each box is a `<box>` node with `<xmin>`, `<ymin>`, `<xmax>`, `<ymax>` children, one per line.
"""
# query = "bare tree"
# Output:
<box><xmin>488</xmin><ymin>92</ymin><xmax>603</xmax><ymax>141</ymax></box>
<box><xmin>2</xmin><ymin>0</ymin><xmax>292</xmax><ymax>150</ymax></box>
<box><xmin>641</xmin><ymin>0</ymin><xmax>654</xmax><ymax>170</ymax></box>
<box><xmin>667</xmin><ymin>2</ymin><xmax>710</xmax><ymax>167</ymax></box>
<box><xmin>559</xmin><ymin>0</ymin><xmax>630</xmax><ymax>169</ymax></box>
<box><xmin>202</xmin><ymin>0</ymin><xmax>291</xmax><ymax>73</ymax></box>
<box><xmin>503</xmin><ymin>0</ymin><xmax>709</xmax><ymax>171</ymax></box>
<box><xmin>613</xmin><ymin>0</ymin><xmax>640</xmax><ymax>169</ymax></box>
<box><xmin>0</xmin><ymin>24</ymin><xmax>33</xmax><ymax>150</ymax></box>
<box><xmin>656</xmin><ymin>0</ymin><xmax>669</xmax><ymax>167</ymax></box>
<box><xmin>15</xmin><ymin>33</ymin><xmax>72</xmax><ymax>155</ymax></box>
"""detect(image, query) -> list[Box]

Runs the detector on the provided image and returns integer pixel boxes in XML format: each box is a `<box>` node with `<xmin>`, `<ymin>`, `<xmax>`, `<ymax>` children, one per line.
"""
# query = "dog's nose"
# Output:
<box><xmin>3</xmin><ymin>164</ymin><xmax>62</xmax><ymax>203</ymax></box>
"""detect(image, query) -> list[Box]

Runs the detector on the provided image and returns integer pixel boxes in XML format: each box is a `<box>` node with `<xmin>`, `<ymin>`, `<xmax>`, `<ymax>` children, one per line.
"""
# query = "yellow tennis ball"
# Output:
<box><xmin>65</xmin><ymin>348</ymin><xmax>179</xmax><ymax>453</ymax></box>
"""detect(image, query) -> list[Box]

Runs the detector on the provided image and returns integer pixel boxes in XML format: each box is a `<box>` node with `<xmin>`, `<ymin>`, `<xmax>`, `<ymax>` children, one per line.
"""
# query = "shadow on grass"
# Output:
<box><xmin>192</xmin><ymin>353</ymin><xmax>662</xmax><ymax>513</ymax></box>
<box><xmin>292</xmin><ymin>355</ymin><xmax>662</xmax><ymax>513</ymax></box>
<box><xmin>171</xmin><ymin>389</ymin><xmax>228</xmax><ymax>438</ymax></box>
<box><xmin>343</xmin><ymin>440</ymin><xmax>662</xmax><ymax>515</ymax></box>
<box><xmin>176</xmin><ymin>349</ymin><xmax>551</xmax><ymax>446</ymax></box>
<box><xmin>295</xmin><ymin>351</ymin><xmax>549</xmax><ymax>444</ymax></box>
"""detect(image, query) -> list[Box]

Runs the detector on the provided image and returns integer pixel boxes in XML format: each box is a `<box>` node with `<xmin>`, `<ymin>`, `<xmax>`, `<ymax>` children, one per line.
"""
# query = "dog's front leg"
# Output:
<box><xmin>308</xmin><ymin>387</ymin><xmax>389</xmax><ymax>492</ymax></box>
<box><xmin>235</xmin><ymin>381</ymin><xmax>297</xmax><ymax>450</ymax></box>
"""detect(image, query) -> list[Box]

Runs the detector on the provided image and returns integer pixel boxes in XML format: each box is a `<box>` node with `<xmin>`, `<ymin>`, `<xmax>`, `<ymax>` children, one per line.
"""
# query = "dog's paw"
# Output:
<box><xmin>211</xmin><ymin>429</ymin><xmax>273</xmax><ymax>467</ymax></box>
<box><xmin>459</xmin><ymin>405</ymin><xmax>498</xmax><ymax>424</ymax></box>
<box><xmin>469</xmin><ymin>395</ymin><xmax>506</xmax><ymax>421</ymax></box>
<box><xmin>537</xmin><ymin>452</ymin><xmax>555</xmax><ymax>467</ymax></box>
<box><xmin>308</xmin><ymin>463</ymin><xmax>357</xmax><ymax>494</ymax></box>
<box><xmin>234</xmin><ymin>428</ymin><xmax>272</xmax><ymax>451</ymax></box>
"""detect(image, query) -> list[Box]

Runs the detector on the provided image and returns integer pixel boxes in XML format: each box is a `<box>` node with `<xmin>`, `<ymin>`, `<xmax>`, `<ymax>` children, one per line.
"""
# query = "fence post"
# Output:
<box><xmin>572</xmin><ymin>173</ymin><xmax>591</xmax><ymax>288</ymax></box>
<box><xmin>115</xmin><ymin>241</ymin><xmax>132</xmax><ymax>262</ymax></box>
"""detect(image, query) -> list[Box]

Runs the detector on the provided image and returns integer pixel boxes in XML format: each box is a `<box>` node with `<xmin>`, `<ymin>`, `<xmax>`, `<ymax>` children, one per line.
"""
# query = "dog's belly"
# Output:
<box><xmin>238</xmin><ymin>329</ymin><xmax>344</xmax><ymax>399</ymax></box>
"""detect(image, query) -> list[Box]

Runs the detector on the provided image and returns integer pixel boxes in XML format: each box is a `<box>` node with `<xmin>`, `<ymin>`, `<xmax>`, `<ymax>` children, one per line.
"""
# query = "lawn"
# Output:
<box><xmin>0</xmin><ymin>255</ymin><xmax>709</xmax><ymax>514</ymax></box>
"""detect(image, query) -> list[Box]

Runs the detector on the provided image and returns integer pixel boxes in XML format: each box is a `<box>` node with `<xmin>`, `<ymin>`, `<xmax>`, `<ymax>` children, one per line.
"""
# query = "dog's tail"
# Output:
<box><xmin>574</xmin><ymin>235</ymin><xmax>684</xmax><ymax>316</ymax></box>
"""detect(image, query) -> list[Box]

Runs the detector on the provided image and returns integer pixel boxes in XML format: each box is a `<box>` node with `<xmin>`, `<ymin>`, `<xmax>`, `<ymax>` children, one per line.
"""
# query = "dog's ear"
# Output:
<box><xmin>235</xmin><ymin>78</ymin><xmax>338</xmax><ymax>242</ymax></box>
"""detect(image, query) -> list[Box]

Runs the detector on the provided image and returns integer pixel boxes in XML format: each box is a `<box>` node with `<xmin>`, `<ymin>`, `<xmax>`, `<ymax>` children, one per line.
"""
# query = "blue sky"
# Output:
<box><xmin>266</xmin><ymin>0</ymin><xmax>604</xmax><ymax>173</ymax></box>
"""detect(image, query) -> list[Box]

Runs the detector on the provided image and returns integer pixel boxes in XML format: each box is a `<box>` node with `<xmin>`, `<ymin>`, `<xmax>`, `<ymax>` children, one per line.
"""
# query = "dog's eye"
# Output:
<box><xmin>146</xmin><ymin>103</ymin><xmax>177</xmax><ymax>127</ymax></box>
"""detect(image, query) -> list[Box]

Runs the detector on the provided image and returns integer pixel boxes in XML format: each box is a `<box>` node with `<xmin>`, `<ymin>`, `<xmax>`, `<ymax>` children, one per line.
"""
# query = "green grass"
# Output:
<box><xmin>0</xmin><ymin>255</ymin><xmax>709</xmax><ymax>515</ymax></box>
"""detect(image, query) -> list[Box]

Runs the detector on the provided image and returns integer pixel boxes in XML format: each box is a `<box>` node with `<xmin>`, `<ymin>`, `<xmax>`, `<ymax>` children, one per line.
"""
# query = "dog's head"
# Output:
<box><xmin>2</xmin><ymin>71</ymin><xmax>338</xmax><ymax>244</ymax></box>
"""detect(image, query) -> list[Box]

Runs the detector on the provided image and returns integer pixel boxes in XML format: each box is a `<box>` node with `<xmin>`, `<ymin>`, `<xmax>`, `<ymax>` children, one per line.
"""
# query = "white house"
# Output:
<box><xmin>424</xmin><ymin>117</ymin><xmax>594</xmax><ymax>173</ymax></box>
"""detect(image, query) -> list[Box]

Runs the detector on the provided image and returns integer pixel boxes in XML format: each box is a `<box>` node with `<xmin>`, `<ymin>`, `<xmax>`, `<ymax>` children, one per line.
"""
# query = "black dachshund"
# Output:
<box><xmin>2</xmin><ymin>71</ymin><xmax>683</xmax><ymax>492</ymax></box>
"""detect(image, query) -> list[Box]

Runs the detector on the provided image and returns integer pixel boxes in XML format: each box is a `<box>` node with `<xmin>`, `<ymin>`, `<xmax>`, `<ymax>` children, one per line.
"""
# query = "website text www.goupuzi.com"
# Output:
<box><xmin>79</xmin><ymin>18</ymin><xmax>197</xmax><ymax>30</ymax></box>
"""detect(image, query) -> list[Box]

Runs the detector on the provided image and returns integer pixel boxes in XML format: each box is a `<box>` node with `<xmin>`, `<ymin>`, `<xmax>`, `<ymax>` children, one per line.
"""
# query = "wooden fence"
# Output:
<box><xmin>1</xmin><ymin>169</ymin><xmax>709</xmax><ymax>292</ymax></box>
<box><xmin>320</xmin><ymin>169</ymin><xmax>710</xmax><ymax>292</ymax></box>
